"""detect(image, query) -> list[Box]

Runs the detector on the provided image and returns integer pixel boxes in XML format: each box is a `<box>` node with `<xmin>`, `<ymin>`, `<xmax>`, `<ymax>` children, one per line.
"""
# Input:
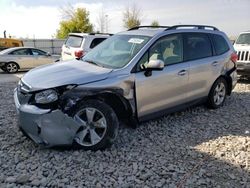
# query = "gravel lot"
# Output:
<box><xmin>0</xmin><ymin>80</ymin><xmax>249</xmax><ymax>188</ymax></box>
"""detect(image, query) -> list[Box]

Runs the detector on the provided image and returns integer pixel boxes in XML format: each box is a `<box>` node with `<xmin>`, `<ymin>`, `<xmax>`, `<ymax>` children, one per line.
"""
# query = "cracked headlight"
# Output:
<box><xmin>35</xmin><ymin>89</ymin><xmax>58</xmax><ymax>104</ymax></box>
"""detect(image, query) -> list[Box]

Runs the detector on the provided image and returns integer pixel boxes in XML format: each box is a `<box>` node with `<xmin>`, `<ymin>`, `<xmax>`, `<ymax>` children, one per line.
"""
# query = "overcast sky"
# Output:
<box><xmin>0</xmin><ymin>0</ymin><xmax>249</xmax><ymax>39</ymax></box>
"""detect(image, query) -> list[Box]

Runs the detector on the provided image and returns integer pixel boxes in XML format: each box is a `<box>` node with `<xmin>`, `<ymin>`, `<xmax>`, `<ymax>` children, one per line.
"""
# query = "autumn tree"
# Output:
<box><xmin>56</xmin><ymin>5</ymin><xmax>93</xmax><ymax>39</ymax></box>
<box><xmin>123</xmin><ymin>4</ymin><xmax>142</xmax><ymax>29</ymax></box>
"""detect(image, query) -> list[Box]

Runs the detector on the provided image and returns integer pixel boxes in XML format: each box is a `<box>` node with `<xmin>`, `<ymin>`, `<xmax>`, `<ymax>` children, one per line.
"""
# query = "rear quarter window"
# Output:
<box><xmin>65</xmin><ymin>35</ymin><xmax>83</xmax><ymax>48</ymax></box>
<box><xmin>90</xmin><ymin>38</ymin><xmax>107</xmax><ymax>49</ymax></box>
<box><xmin>212</xmin><ymin>34</ymin><xmax>229</xmax><ymax>55</ymax></box>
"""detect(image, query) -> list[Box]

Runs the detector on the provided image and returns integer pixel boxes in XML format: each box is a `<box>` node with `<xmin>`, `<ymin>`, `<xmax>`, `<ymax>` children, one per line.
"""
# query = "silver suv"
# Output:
<box><xmin>14</xmin><ymin>25</ymin><xmax>237</xmax><ymax>150</ymax></box>
<box><xmin>61</xmin><ymin>33</ymin><xmax>112</xmax><ymax>61</ymax></box>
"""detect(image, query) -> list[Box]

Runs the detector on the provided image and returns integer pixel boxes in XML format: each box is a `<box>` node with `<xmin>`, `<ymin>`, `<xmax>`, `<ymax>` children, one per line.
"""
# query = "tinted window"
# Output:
<box><xmin>65</xmin><ymin>35</ymin><xmax>83</xmax><ymax>48</ymax></box>
<box><xmin>31</xmin><ymin>49</ymin><xmax>47</xmax><ymax>55</ymax></box>
<box><xmin>9</xmin><ymin>49</ymin><xmax>31</xmax><ymax>55</ymax></box>
<box><xmin>212</xmin><ymin>34</ymin><xmax>229</xmax><ymax>55</ymax></box>
<box><xmin>185</xmin><ymin>33</ymin><xmax>212</xmax><ymax>61</ymax></box>
<box><xmin>90</xmin><ymin>38</ymin><xmax>107</xmax><ymax>49</ymax></box>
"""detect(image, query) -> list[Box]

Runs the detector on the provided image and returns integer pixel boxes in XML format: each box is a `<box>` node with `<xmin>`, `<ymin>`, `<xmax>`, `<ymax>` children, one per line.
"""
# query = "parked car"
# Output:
<box><xmin>61</xmin><ymin>33</ymin><xmax>112</xmax><ymax>61</ymax></box>
<box><xmin>14</xmin><ymin>25</ymin><xmax>237</xmax><ymax>150</ymax></box>
<box><xmin>0</xmin><ymin>38</ymin><xmax>23</xmax><ymax>51</ymax></box>
<box><xmin>234</xmin><ymin>31</ymin><xmax>250</xmax><ymax>78</ymax></box>
<box><xmin>0</xmin><ymin>47</ymin><xmax>58</xmax><ymax>73</ymax></box>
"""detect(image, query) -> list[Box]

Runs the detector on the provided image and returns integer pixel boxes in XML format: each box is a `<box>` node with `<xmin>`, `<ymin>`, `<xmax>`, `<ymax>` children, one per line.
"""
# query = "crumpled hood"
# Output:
<box><xmin>22</xmin><ymin>60</ymin><xmax>112</xmax><ymax>91</ymax></box>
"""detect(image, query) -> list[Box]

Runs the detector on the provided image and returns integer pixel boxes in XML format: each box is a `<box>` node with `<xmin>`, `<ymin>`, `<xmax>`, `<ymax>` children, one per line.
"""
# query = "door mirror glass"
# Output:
<box><xmin>144</xmin><ymin>59</ymin><xmax>164</xmax><ymax>71</ymax></box>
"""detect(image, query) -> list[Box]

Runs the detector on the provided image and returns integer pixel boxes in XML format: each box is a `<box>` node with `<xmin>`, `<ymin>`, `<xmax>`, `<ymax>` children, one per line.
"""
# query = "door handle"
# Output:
<box><xmin>212</xmin><ymin>61</ymin><xmax>219</xmax><ymax>66</ymax></box>
<box><xmin>178</xmin><ymin>70</ymin><xmax>187</xmax><ymax>76</ymax></box>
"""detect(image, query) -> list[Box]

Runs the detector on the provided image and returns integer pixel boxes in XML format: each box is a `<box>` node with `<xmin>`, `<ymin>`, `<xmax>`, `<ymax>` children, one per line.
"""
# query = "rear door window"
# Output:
<box><xmin>212</xmin><ymin>34</ymin><xmax>229</xmax><ymax>55</ymax></box>
<box><xmin>184</xmin><ymin>33</ymin><xmax>212</xmax><ymax>61</ymax></box>
<box><xmin>65</xmin><ymin>35</ymin><xmax>83</xmax><ymax>48</ymax></box>
<box><xmin>90</xmin><ymin>38</ymin><xmax>107</xmax><ymax>49</ymax></box>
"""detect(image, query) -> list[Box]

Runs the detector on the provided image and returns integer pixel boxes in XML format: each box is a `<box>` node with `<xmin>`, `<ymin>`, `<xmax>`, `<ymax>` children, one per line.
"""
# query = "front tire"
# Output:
<box><xmin>6</xmin><ymin>62</ymin><xmax>19</xmax><ymax>73</ymax></box>
<box><xmin>72</xmin><ymin>100</ymin><xmax>119</xmax><ymax>150</ymax></box>
<box><xmin>207</xmin><ymin>77</ymin><xmax>227</xmax><ymax>109</ymax></box>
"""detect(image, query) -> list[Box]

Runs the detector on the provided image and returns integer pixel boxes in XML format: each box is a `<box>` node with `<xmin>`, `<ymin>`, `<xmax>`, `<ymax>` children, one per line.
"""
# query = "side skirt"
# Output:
<box><xmin>138</xmin><ymin>97</ymin><xmax>207</xmax><ymax>123</ymax></box>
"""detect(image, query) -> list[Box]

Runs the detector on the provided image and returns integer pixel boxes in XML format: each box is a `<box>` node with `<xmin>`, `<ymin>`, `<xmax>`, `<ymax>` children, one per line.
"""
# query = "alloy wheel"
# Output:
<box><xmin>213</xmin><ymin>82</ymin><xmax>226</xmax><ymax>106</ymax></box>
<box><xmin>74</xmin><ymin>107</ymin><xmax>107</xmax><ymax>146</ymax></box>
<box><xmin>6</xmin><ymin>63</ymin><xmax>18</xmax><ymax>73</ymax></box>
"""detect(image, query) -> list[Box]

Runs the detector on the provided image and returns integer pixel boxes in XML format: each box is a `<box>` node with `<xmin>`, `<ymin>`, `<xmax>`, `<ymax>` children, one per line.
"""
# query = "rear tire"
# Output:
<box><xmin>6</xmin><ymin>62</ymin><xmax>19</xmax><ymax>73</ymax></box>
<box><xmin>207</xmin><ymin>77</ymin><xmax>228</xmax><ymax>109</ymax></box>
<box><xmin>71</xmin><ymin>100</ymin><xmax>119</xmax><ymax>150</ymax></box>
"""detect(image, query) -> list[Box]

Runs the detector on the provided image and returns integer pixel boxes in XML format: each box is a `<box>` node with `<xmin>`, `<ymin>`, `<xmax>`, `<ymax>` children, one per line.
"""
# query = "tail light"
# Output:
<box><xmin>74</xmin><ymin>50</ymin><xmax>84</xmax><ymax>59</ymax></box>
<box><xmin>231</xmin><ymin>52</ymin><xmax>238</xmax><ymax>63</ymax></box>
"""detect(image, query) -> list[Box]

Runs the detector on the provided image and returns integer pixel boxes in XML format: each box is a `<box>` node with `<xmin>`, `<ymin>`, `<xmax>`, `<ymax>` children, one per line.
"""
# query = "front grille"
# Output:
<box><xmin>237</xmin><ymin>50</ymin><xmax>250</xmax><ymax>62</ymax></box>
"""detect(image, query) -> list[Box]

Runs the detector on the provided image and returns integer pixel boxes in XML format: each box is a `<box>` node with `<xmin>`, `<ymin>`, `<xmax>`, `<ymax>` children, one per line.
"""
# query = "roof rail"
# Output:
<box><xmin>165</xmin><ymin>25</ymin><xmax>219</xmax><ymax>31</ymax></box>
<box><xmin>128</xmin><ymin>26</ymin><xmax>170</xmax><ymax>31</ymax></box>
<box><xmin>89</xmin><ymin>33</ymin><xmax>113</xmax><ymax>36</ymax></box>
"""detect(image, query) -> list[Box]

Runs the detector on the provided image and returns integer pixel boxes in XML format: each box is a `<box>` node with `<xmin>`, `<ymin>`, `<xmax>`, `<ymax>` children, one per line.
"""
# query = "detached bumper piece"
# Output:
<box><xmin>14</xmin><ymin>89</ymin><xmax>80</xmax><ymax>147</ymax></box>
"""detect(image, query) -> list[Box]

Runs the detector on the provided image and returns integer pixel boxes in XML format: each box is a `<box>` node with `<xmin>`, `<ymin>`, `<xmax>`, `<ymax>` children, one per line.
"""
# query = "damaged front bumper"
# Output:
<box><xmin>14</xmin><ymin>88</ymin><xmax>80</xmax><ymax>147</ymax></box>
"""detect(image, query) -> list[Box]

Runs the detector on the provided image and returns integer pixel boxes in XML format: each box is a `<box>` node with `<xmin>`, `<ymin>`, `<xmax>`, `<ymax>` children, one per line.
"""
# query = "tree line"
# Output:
<box><xmin>56</xmin><ymin>4</ymin><xmax>160</xmax><ymax>39</ymax></box>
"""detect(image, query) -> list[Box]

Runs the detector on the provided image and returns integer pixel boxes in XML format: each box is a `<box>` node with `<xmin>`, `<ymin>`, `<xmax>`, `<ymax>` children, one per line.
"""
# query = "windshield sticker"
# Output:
<box><xmin>128</xmin><ymin>38</ymin><xmax>144</xmax><ymax>44</ymax></box>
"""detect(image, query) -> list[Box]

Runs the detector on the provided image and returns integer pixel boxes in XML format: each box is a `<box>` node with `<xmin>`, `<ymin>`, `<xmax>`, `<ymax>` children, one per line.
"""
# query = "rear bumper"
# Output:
<box><xmin>237</xmin><ymin>62</ymin><xmax>250</xmax><ymax>76</ymax></box>
<box><xmin>14</xmin><ymin>88</ymin><xmax>80</xmax><ymax>147</ymax></box>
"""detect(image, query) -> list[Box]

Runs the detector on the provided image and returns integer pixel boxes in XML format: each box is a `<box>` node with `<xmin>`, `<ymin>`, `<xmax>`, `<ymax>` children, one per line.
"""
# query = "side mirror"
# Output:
<box><xmin>143</xmin><ymin>59</ymin><xmax>164</xmax><ymax>77</ymax></box>
<box><xmin>146</xmin><ymin>59</ymin><xmax>164</xmax><ymax>70</ymax></box>
<box><xmin>46</xmin><ymin>52</ymin><xmax>51</xmax><ymax>56</ymax></box>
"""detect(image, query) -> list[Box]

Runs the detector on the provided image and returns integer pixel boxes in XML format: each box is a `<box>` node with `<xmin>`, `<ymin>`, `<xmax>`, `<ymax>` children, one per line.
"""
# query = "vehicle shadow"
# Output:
<box><xmin>0</xmin><ymin>83</ymin><xmax>249</xmax><ymax>187</ymax></box>
<box><xmin>238</xmin><ymin>77</ymin><xmax>250</xmax><ymax>84</ymax></box>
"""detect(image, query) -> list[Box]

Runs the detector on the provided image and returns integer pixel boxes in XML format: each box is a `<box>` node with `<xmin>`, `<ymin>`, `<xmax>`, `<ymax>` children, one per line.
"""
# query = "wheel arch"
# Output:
<box><xmin>219</xmin><ymin>74</ymin><xmax>232</xmax><ymax>95</ymax></box>
<box><xmin>209</xmin><ymin>75</ymin><xmax>232</xmax><ymax>97</ymax></box>
<box><xmin>63</xmin><ymin>90</ymin><xmax>134</xmax><ymax>120</ymax></box>
<box><xmin>83</xmin><ymin>92</ymin><xmax>134</xmax><ymax>120</ymax></box>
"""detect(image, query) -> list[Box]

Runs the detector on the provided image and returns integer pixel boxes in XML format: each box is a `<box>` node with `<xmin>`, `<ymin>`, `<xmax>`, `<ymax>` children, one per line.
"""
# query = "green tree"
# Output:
<box><xmin>151</xmin><ymin>20</ymin><xmax>160</xmax><ymax>27</ymax></box>
<box><xmin>123</xmin><ymin>4</ymin><xmax>142</xmax><ymax>29</ymax></box>
<box><xmin>56</xmin><ymin>7</ymin><xmax>93</xmax><ymax>39</ymax></box>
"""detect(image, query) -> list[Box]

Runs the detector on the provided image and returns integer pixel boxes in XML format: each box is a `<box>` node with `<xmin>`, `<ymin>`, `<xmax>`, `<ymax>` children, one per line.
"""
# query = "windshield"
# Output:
<box><xmin>82</xmin><ymin>34</ymin><xmax>151</xmax><ymax>69</ymax></box>
<box><xmin>236</xmin><ymin>33</ymin><xmax>250</xmax><ymax>45</ymax></box>
<box><xmin>65</xmin><ymin>35</ymin><xmax>84</xmax><ymax>48</ymax></box>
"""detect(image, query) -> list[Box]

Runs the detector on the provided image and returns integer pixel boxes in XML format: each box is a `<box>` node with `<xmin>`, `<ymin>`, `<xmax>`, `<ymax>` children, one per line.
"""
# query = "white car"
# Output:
<box><xmin>234</xmin><ymin>31</ymin><xmax>250</xmax><ymax>77</ymax></box>
<box><xmin>61</xmin><ymin>33</ymin><xmax>111</xmax><ymax>61</ymax></box>
<box><xmin>0</xmin><ymin>47</ymin><xmax>59</xmax><ymax>73</ymax></box>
